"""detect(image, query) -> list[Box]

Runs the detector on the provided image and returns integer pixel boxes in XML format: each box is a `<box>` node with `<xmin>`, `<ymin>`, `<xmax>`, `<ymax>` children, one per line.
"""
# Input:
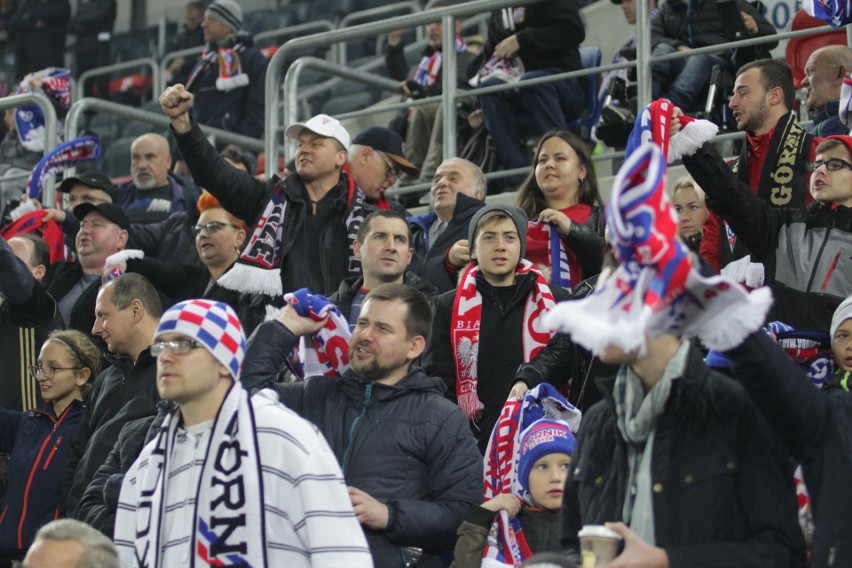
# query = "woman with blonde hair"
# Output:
<box><xmin>516</xmin><ymin>130</ymin><xmax>605</xmax><ymax>289</ymax></box>
<box><xmin>0</xmin><ymin>330</ymin><xmax>100</xmax><ymax>554</ymax></box>
<box><xmin>671</xmin><ymin>174</ymin><xmax>710</xmax><ymax>253</ymax></box>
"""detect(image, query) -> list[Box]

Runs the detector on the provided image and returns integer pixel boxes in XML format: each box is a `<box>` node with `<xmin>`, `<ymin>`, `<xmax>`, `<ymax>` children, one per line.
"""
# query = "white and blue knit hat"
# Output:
<box><xmin>154</xmin><ymin>299</ymin><xmax>246</xmax><ymax>380</ymax></box>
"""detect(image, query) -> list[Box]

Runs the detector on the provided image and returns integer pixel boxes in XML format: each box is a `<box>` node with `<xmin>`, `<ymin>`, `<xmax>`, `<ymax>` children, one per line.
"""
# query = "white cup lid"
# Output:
<box><xmin>578</xmin><ymin>525</ymin><xmax>622</xmax><ymax>540</ymax></box>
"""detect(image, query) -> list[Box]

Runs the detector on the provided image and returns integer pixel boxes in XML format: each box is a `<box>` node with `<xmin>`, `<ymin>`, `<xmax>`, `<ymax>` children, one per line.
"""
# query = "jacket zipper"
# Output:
<box><xmin>821</xmin><ymin>250</ymin><xmax>842</xmax><ymax>290</ymax></box>
<box><xmin>42</xmin><ymin>436</ymin><xmax>64</xmax><ymax>471</ymax></box>
<box><xmin>342</xmin><ymin>383</ymin><xmax>372</xmax><ymax>476</ymax></box>
<box><xmin>805</xmin><ymin>215</ymin><xmax>835</xmax><ymax>294</ymax></box>
<box><xmin>18</xmin><ymin>405</ymin><xmax>72</xmax><ymax>547</ymax></box>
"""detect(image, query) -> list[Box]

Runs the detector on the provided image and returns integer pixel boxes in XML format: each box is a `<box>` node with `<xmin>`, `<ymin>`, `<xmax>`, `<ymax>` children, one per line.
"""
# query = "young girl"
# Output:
<box><xmin>453</xmin><ymin>419</ymin><xmax>575</xmax><ymax>566</ymax></box>
<box><xmin>0</xmin><ymin>330</ymin><xmax>100</xmax><ymax>552</ymax></box>
<box><xmin>516</xmin><ymin>130</ymin><xmax>605</xmax><ymax>290</ymax></box>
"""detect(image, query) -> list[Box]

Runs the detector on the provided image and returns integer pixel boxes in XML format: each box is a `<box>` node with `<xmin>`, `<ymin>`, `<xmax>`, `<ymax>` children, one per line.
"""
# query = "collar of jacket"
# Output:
<box><xmin>341</xmin><ymin>366</ymin><xmax>446</xmax><ymax>401</ymax></box>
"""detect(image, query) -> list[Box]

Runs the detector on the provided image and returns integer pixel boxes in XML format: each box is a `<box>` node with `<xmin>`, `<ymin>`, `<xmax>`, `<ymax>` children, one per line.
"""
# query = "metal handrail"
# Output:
<box><xmin>159</xmin><ymin>45</ymin><xmax>204</xmax><ymax>93</ymax></box>
<box><xmin>0</xmin><ymin>93</ymin><xmax>58</xmax><ymax>204</ymax></box>
<box><xmin>337</xmin><ymin>2</ymin><xmax>423</xmax><ymax>63</ymax></box>
<box><xmin>76</xmin><ymin>58</ymin><xmax>161</xmax><ymax>103</ymax></box>
<box><xmin>266</xmin><ymin>0</ymin><xmax>546</xmax><ymax>175</ymax></box>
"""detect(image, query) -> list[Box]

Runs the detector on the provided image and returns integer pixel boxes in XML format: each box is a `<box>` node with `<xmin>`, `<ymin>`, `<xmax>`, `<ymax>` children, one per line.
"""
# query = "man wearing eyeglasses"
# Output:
<box><xmin>60</xmin><ymin>273</ymin><xmax>162</xmax><ymax>519</ymax></box>
<box><xmin>682</xmin><ymin>133</ymin><xmax>852</xmax><ymax>331</ymax></box>
<box><xmin>348</xmin><ymin>126</ymin><xmax>419</xmax><ymax>214</ymax></box>
<box><xmin>113</xmin><ymin>299</ymin><xmax>372</xmax><ymax>567</ymax></box>
<box><xmin>161</xmin><ymin>83</ymin><xmax>368</xmax><ymax>296</ymax></box>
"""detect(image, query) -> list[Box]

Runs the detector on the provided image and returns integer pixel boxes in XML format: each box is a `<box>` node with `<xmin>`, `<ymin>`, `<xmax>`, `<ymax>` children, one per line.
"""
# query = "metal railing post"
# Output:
<box><xmin>441</xmin><ymin>13</ymin><xmax>457</xmax><ymax>161</ymax></box>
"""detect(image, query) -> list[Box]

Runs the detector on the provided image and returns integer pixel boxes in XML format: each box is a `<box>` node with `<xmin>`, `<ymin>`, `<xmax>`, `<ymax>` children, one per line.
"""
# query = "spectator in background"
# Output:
<box><xmin>348</xmin><ymin>126</ymin><xmax>419</xmax><ymax>213</ymax></box>
<box><xmin>165</xmin><ymin>1</ymin><xmax>205</xmax><ymax>87</ymax></box>
<box><xmin>188</xmin><ymin>0</ymin><xmax>267</xmax><ymax>140</ymax></box>
<box><xmin>9</xmin><ymin>0</ymin><xmax>68</xmax><ymax>77</ymax></box>
<box><xmin>700</xmin><ymin>60</ymin><xmax>818</xmax><ymax>274</ymax></box>
<box><xmin>801</xmin><ymin>45</ymin><xmax>852</xmax><ymax>137</ymax></box>
<box><xmin>0</xmin><ymin>106</ymin><xmax>41</xmax><ymax>221</ymax></box>
<box><xmin>0</xmin><ymin>0</ymin><xmax>16</xmax><ymax>49</ymax></box>
<box><xmin>473</xmin><ymin>0</ymin><xmax>586</xmax><ymax>184</ymax></box>
<box><xmin>1</xmin><ymin>234</ymin><xmax>61</xmax><ymax>412</ymax></box>
<box><xmin>45</xmin><ymin>202</ymin><xmax>129</xmax><ymax>336</ymax></box>
<box><xmin>61</xmin><ymin>274</ymin><xmax>161</xmax><ymax>518</ymax></box>
<box><xmin>408</xmin><ymin>157</ymin><xmax>486</xmax><ymax>293</ymax></box>
<box><xmin>329</xmin><ymin>209</ymin><xmax>436</xmax><ymax>330</ymax></box>
<box><xmin>0</xmin><ymin>329</ymin><xmax>99</xmax><ymax>554</ymax></box>
<box><xmin>116</xmin><ymin>132</ymin><xmax>201</xmax><ymax>224</ymax></box>
<box><xmin>423</xmin><ymin>205</ymin><xmax>570</xmax><ymax>451</ymax></box>
<box><xmin>671</xmin><ymin>175</ymin><xmax>709</xmax><ymax>254</ymax></box>
<box><xmin>650</xmin><ymin>0</ymin><xmax>776</xmax><ymax>113</ymax></box>
<box><xmin>68</xmin><ymin>0</ymin><xmax>116</xmax><ymax>98</ymax></box>
<box><xmin>385</xmin><ymin>5</ymin><xmax>477</xmax><ymax>186</ymax></box>
<box><xmin>22</xmin><ymin>519</ymin><xmax>119</xmax><ymax>568</ymax></box>
<box><xmin>516</xmin><ymin>130</ymin><xmax>605</xmax><ymax>290</ymax></box>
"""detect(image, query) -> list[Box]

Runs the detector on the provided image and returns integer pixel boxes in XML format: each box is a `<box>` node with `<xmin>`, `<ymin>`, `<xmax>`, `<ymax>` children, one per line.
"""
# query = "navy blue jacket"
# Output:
<box><xmin>0</xmin><ymin>400</ymin><xmax>84</xmax><ymax>550</ymax></box>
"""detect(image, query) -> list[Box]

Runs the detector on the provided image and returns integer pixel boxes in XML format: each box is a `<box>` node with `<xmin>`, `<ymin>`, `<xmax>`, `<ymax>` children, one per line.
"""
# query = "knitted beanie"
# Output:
<box><xmin>831</xmin><ymin>295</ymin><xmax>852</xmax><ymax>339</ymax></box>
<box><xmin>468</xmin><ymin>203</ymin><xmax>529</xmax><ymax>261</ymax></box>
<box><xmin>517</xmin><ymin>419</ymin><xmax>575</xmax><ymax>495</ymax></box>
<box><xmin>206</xmin><ymin>0</ymin><xmax>243</xmax><ymax>33</ymax></box>
<box><xmin>154</xmin><ymin>299</ymin><xmax>246</xmax><ymax>380</ymax></box>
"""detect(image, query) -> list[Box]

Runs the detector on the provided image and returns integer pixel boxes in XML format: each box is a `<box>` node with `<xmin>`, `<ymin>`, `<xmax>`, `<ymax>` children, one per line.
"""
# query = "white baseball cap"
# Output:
<box><xmin>285</xmin><ymin>114</ymin><xmax>350</xmax><ymax>151</ymax></box>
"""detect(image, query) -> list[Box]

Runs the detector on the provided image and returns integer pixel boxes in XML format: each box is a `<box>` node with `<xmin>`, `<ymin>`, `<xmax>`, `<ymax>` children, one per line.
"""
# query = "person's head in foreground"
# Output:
<box><xmin>151</xmin><ymin>299</ymin><xmax>246</xmax><ymax>426</ymax></box>
<box><xmin>807</xmin><ymin>136</ymin><xmax>852</xmax><ymax>208</ymax></box>
<box><xmin>517</xmin><ymin>419</ymin><xmax>575</xmax><ymax>510</ymax></box>
<box><xmin>22</xmin><ymin>519</ymin><xmax>119</xmax><ymax>568</ymax></box>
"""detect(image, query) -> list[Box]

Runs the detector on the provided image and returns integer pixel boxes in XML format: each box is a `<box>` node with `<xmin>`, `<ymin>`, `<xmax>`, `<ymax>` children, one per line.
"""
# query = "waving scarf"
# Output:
<box><xmin>0</xmin><ymin>210</ymin><xmax>67</xmax><ymax>263</ymax></box>
<box><xmin>15</xmin><ymin>67</ymin><xmax>71</xmax><ymax>152</ymax></box>
<box><xmin>128</xmin><ymin>384</ymin><xmax>266</xmax><ymax>568</ymax></box>
<box><xmin>544</xmin><ymin>135</ymin><xmax>772</xmax><ymax>356</ymax></box>
<box><xmin>283</xmin><ymin>288</ymin><xmax>351</xmax><ymax>378</ymax></box>
<box><xmin>803</xmin><ymin>0</ymin><xmax>852</xmax><ymax>27</ymax></box>
<box><xmin>481</xmin><ymin>384</ymin><xmax>581</xmax><ymax>567</ymax></box>
<box><xmin>26</xmin><ymin>136</ymin><xmax>102</xmax><ymax>200</ymax></box>
<box><xmin>452</xmin><ymin>260</ymin><xmax>555</xmax><ymax>421</ymax></box>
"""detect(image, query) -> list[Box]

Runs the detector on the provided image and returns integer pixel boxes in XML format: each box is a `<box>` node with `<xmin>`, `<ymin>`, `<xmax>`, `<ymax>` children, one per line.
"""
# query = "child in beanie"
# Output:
<box><xmin>827</xmin><ymin>295</ymin><xmax>852</xmax><ymax>392</ymax></box>
<box><xmin>452</xmin><ymin>419</ymin><xmax>575</xmax><ymax>567</ymax></box>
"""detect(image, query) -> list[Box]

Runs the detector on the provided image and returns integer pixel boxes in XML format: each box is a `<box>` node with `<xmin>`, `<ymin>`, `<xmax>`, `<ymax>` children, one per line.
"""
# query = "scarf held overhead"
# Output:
<box><xmin>452</xmin><ymin>260</ymin><xmax>555</xmax><ymax>421</ymax></box>
<box><xmin>283</xmin><ymin>288</ymin><xmax>351</xmax><ymax>378</ymax></box>
<box><xmin>129</xmin><ymin>384</ymin><xmax>266</xmax><ymax>568</ymax></box>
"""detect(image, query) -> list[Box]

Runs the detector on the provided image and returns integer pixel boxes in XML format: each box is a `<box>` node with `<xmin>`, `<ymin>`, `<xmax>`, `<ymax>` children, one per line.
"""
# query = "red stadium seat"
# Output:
<box><xmin>786</xmin><ymin>9</ymin><xmax>847</xmax><ymax>88</ymax></box>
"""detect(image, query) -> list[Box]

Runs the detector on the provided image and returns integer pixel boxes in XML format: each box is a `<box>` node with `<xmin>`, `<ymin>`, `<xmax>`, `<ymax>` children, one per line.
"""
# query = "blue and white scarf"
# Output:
<box><xmin>803</xmin><ymin>0</ymin><xmax>852</xmax><ymax>27</ymax></box>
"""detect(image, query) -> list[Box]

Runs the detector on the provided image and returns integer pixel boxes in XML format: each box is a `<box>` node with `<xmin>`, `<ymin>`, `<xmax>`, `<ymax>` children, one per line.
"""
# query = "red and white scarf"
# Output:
<box><xmin>452</xmin><ymin>260</ymin><xmax>555</xmax><ymax>421</ymax></box>
<box><xmin>413</xmin><ymin>37</ymin><xmax>467</xmax><ymax>88</ymax></box>
<box><xmin>187</xmin><ymin>43</ymin><xmax>250</xmax><ymax>92</ymax></box>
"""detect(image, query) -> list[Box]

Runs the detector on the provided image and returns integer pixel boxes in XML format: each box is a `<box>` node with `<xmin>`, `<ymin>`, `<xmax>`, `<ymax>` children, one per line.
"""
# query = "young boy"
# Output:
<box><xmin>452</xmin><ymin>419</ymin><xmax>575</xmax><ymax>566</ymax></box>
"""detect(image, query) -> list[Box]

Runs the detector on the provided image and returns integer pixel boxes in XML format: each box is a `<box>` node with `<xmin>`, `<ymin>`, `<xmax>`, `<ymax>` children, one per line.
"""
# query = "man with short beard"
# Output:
<box><xmin>114</xmin><ymin>132</ymin><xmax>200</xmax><ymax>225</ymax></box>
<box><xmin>697</xmin><ymin>59</ymin><xmax>819</xmax><ymax>274</ymax></box>
<box><xmin>241</xmin><ymin>283</ymin><xmax>483</xmax><ymax>567</ymax></box>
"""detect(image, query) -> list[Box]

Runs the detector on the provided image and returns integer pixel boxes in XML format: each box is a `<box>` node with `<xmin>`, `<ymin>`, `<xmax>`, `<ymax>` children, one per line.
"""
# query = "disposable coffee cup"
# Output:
<box><xmin>578</xmin><ymin>525</ymin><xmax>622</xmax><ymax>567</ymax></box>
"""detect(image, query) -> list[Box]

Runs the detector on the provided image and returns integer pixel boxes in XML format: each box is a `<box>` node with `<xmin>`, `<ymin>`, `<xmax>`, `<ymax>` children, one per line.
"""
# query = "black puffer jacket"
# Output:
<box><xmin>422</xmin><ymin>272</ymin><xmax>570</xmax><ymax>451</ymax></box>
<box><xmin>44</xmin><ymin>261</ymin><xmax>99</xmax><ymax>337</ymax></box>
<box><xmin>561</xmin><ymin>342</ymin><xmax>805</xmax><ymax>568</ymax></box>
<box><xmin>174</xmin><ymin>121</ymin><xmax>359</xmax><ymax>296</ymax></box>
<box><xmin>242</xmin><ymin>321</ymin><xmax>483</xmax><ymax>568</ymax></box>
<box><xmin>77</xmin><ymin>400</ymin><xmax>174</xmax><ymax>537</ymax></box>
<box><xmin>61</xmin><ymin>350</ymin><xmax>159</xmax><ymax>517</ymax></box>
<box><xmin>727</xmin><ymin>332</ymin><xmax>852</xmax><ymax>568</ymax></box>
<box><xmin>683</xmin><ymin>141</ymin><xmax>852</xmax><ymax>331</ymax></box>
<box><xmin>408</xmin><ymin>193</ymin><xmax>485</xmax><ymax>293</ymax></box>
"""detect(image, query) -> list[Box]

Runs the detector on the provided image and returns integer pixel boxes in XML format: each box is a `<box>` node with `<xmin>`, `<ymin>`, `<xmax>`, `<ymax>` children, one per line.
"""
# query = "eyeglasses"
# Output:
<box><xmin>191</xmin><ymin>221</ymin><xmax>239</xmax><ymax>236</ymax></box>
<box><xmin>806</xmin><ymin>158</ymin><xmax>852</xmax><ymax>172</ymax></box>
<box><xmin>376</xmin><ymin>151</ymin><xmax>401</xmax><ymax>180</ymax></box>
<box><xmin>29</xmin><ymin>364</ymin><xmax>81</xmax><ymax>380</ymax></box>
<box><xmin>150</xmin><ymin>339</ymin><xmax>202</xmax><ymax>356</ymax></box>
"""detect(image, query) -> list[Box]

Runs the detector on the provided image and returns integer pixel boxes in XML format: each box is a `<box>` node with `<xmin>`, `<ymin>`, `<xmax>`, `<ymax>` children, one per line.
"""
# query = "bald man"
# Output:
<box><xmin>115</xmin><ymin>132</ymin><xmax>201</xmax><ymax>224</ymax></box>
<box><xmin>802</xmin><ymin>45</ymin><xmax>852</xmax><ymax>137</ymax></box>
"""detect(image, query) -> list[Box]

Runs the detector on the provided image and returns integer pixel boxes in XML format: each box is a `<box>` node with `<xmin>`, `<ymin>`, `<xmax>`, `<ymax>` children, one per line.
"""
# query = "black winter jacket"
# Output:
<box><xmin>0</xmin><ymin>400</ymin><xmax>84</xmax><ymax>550</ymax></box>
<box><xmin>62</xmin><ymin>350</ymin><xmax>159</xmax><ymax>517</ymax></box>
<box><xmin>242</xmin><ymin>320</ymin><xmax>484</xmax><ymax>567</ymax></box>
<box><xmin>727</xmin><ymin>332</ymin><xmax>852</xmax><ymax>568</ymax></box>
<box><xmin>562</xmin><ymin>342</ymin><xmax>805</xmax><ymax>568</ymax></box>
<box><xmin>683</xmin><ymin>141</ymin><xmax>852</xmax><ymax>331</ymax></box>
<box><xmin>191</xmin><ymin>35</ymin><xmax>267</xmax><ymax>140</ymax></box>
<box><xmin>422</xmin><ymin>272</ymin><xmax>570</xmax><ymax>451</ymax></box>
<box><xmin>477</xmin><ymin>0</ymin><xmax>583</xmax><ymax>74</ymax></box>
<box><xmin>329</xmin><ymin>271</ymin><xmax>437</xmax><ymax>325</ymax></box>
<box><xmin>651</xmin><ymin>0</ymin><xmax>777</xmax><ymax>56</ymax></box>
<box><xmin>77</xmin><ymin>400</ymin><xmax>173</xmax><ymax>537</ymax></box>
<box><xmin>408</xmin><ymin>193</ymin><xmax>485</xmax><ymax>293</ymax></box>
<box><xmin>44</xmin><ymin>261</ymin><xmax>99</xmax><ymax>338</ymax></box>
<box><xmin>174</xmin><ymin>121</ymin><xmax>359</xmax><ymax>296</ymax></box>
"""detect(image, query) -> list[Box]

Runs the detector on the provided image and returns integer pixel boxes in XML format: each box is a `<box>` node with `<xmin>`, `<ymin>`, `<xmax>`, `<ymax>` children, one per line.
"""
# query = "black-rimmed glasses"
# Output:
<box><xmin>806</xmin><ymin>158</ymin><xmax>852</xmax><ymax>172</ymax></box>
